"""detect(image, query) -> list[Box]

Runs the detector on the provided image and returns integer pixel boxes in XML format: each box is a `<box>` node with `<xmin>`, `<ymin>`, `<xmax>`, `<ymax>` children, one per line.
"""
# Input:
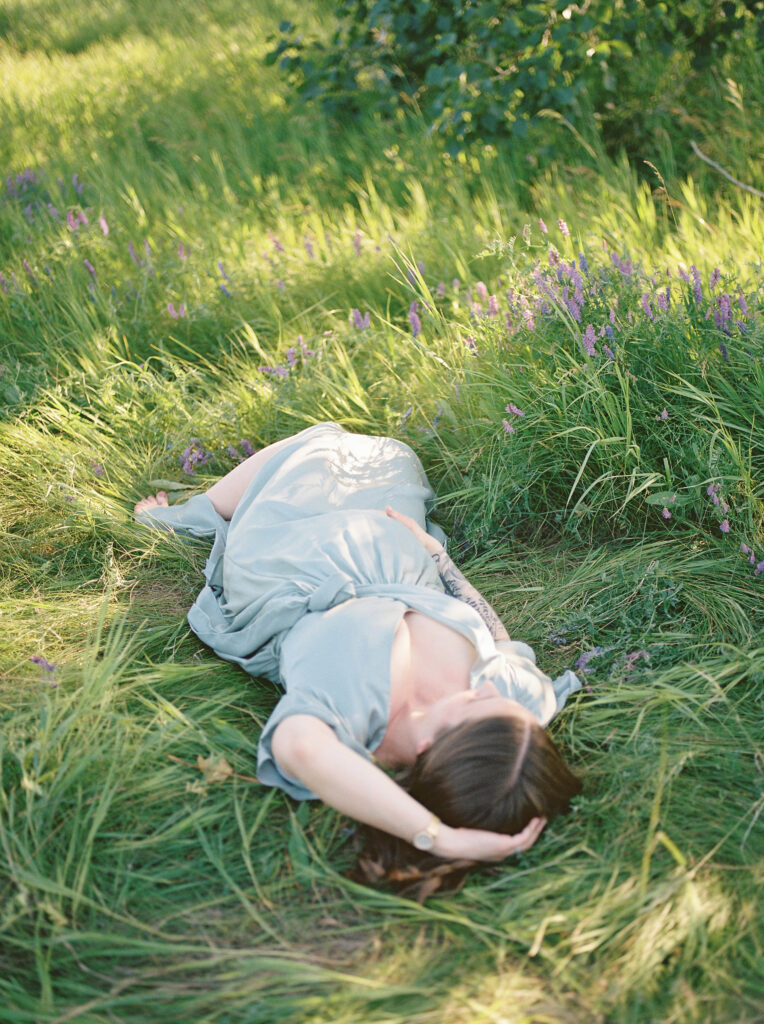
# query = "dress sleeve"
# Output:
<box><xmin>494</xmin><ymin>640</ymin><xmax>582</xmax><ymax>725</ymax></box>
<box><xmin>135</xmin><ymin>493</ymin><xmax>226</xmax><ymax>539</ymax></box>
<box><xmin>256</xmin><ymin>690</ymin><xmax>372</xmax><ymax>801</ymax></box>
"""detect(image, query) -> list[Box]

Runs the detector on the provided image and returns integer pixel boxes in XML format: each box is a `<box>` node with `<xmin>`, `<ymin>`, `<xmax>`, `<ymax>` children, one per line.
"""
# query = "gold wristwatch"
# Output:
<box><xmin>412</xmin><ymin>812</ymin><xmax>441</xmax><ymax>851</ymax></box>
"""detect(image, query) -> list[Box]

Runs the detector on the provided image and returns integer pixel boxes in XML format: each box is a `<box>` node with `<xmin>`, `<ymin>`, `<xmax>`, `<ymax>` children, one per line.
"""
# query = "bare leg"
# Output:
<box><xmin>204</xmin><ymin>434</ymin><xmax>300</xmax><ymax>520</ymax></box>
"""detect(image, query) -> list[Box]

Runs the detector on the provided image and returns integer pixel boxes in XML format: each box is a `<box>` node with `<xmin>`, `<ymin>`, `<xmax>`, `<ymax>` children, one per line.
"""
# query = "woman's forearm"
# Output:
<box><xmin>431</xmin><ymin>549</ymin><xmax>510</xmax><ymax>642</ymax></box>
<box><xmin>272</xmin><ymin>715</ymin><xmax>439</xmax><ymax>844</ymax></box>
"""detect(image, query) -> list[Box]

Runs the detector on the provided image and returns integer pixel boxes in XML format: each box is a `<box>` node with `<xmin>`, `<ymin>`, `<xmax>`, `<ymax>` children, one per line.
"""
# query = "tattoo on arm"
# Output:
<box><xmin>431</xmin><ymin>549</ymin><xmax>510</xmax><ymax>642</ymax></box>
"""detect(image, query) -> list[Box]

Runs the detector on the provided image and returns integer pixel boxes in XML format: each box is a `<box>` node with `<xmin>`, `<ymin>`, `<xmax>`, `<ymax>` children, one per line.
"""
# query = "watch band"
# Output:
<box><xmin>412</xmin><ymin>812</ymin><xmax>441</xmax><ymax>851</ymax></box>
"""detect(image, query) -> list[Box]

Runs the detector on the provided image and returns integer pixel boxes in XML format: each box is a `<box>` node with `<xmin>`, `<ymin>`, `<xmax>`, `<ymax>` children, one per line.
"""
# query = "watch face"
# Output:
<box><xmin>413</xmin><ymin>831</ymin><xmax>435</xmax><ymax>851</ymax></box>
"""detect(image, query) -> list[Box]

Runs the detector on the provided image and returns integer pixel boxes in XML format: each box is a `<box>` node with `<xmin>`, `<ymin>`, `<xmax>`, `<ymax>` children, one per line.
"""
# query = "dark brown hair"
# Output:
<box><xmin>351</xmin><ymin>716</ymin><xmax>582</xmax><ymax>900</ymax></box>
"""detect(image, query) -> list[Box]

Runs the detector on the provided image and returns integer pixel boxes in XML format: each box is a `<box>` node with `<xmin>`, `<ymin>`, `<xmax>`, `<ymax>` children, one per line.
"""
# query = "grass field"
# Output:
<box><xmin>1</xmin><ymin>1</ymin><xmax>763</xmax><ymax>1021</ymax></box>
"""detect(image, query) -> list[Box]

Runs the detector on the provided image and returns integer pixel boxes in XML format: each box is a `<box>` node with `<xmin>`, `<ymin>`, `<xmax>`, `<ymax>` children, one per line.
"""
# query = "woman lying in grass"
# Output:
<box><xmin>135</xmin><ymin>423</ymin><xmax>582</xmax><ymax>880</ymax></box>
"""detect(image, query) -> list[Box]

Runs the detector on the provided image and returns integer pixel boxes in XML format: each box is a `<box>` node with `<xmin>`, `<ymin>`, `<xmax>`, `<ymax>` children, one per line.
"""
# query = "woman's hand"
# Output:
<box><xmin>386</xmin><ymin>505</ymin><xmax>443</xmax><ymax>556</ymax></box>
<box><xmin>433</xmin><ymin>817</ymin><xmax>546</xmax><ymax>862</ymax></box>
<box><xmin>134</xmin><ymin>491</ymin><xmax>168</xmax><ymax>517</ymax></box>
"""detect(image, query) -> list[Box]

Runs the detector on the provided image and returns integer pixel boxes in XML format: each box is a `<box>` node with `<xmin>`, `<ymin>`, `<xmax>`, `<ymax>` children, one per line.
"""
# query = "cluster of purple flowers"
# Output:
<box><xmin>225</xmin><ymin>439</ymin><xmax>255</xmax><ymax>462</ymax></box>
<box><xmin>351</xmin><ymin>308</ymin><xmax>370</xmax><ymax>330</ymax></box>
<box><xmin>409</xmin><ymin>301</ymin><xmax>422</xmax><ymax>337</ymax></box>
<box><xmin>624</xmin><ymin>649</ymin><xmax>649</xmax><ymax>672</ymax></box>
<box><xmin>258</xmin><ymin>337</ymin><xmax>316</xmax><ymax>379</ymax></box>
<box><xmin>167</xmin><ymin>302</ymin><xmax>186</xmax><ymax>319</ymax></box>
<box><xmin>574</xmin><ymin>646</ymin><xmax>603</xmax><ymax>673</ymax></box>
<box><xmin>705</xmin><ymin>482</ymin><xmax>732</xmax><ymax>533</ymax></box>
<box><xmin>30</xmin><ymin>654</ymin><xmax>57</xmax><ymax>675</ymax></box>
<box><xmin>180</xmin><ymin>439</ymin><xmax>212</xmax><ymax>475</ymax></box>
<box><xmin>502</xmin><ymin>400</ymin><xmax>525</xmax><ymax>435</ymax></box>
<box><xmin>740</xmin><ymin>543</ymin><xmax>764</xmax><ymax>577</ymax></box>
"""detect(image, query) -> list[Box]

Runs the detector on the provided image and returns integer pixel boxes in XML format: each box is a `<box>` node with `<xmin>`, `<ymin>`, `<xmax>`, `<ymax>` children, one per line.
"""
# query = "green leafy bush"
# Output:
<box><xmin>268</xmin><ymin>0</ymin><xmax>762</xmax><ymax>156</ymax></box>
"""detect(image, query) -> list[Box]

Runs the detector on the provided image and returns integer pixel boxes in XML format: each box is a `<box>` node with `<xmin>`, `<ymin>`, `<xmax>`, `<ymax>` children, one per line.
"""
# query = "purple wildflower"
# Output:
<box><xmin>488</xmin><ymin>294</ymin><xmax>499</xmax><ymax>316</ymax></box>
<box><xmin>304</xmin><ymin>236</ymin><xmax>314</xmax><ymax>258</ymax></box>
<box><xmin>603</xmin><ymin>344</ymin><xmax>616</xmax><ymax>360</ymax></box>
<box><xmin>83</xmin><ymin>258</ymin><xmax>96</xmax><ymax>279</ymax></box>
<box><xmin>718</xmin><ymin>292</ymin><xmax>732</xmax><ymax>332</ymax></box>
<box><xmin>476</xmin><ymin>281</ymin><xmax>488</xmax><ymax>301</ymax></box>
<box><xmin>502</xmin><ymin>419</ymin><xmax>515</xmax><ymax>435</ymax></box>
<box><xmin>558</xmin><ymin>219</ymin><xmax>570</xmax><ymax>237</ymax></box>
<box><xmin>99</xmin><ymin>216</ymin><xmax>109</xmax><ymax>236</ymax></box>
<box><xmin>563</xmin><ymin>293</ymin><xmax>580</xmax><ymax>322</ymax></box>
<box><xmin>258</xmin><ymin>365</ymin><xmax>289</xmax><ymax>378</ymax></box>
<box><xmin>409</xmin><ymin>301</ymin><xmax>422</xmax><ymax>337</ymax></box>
<box><xmin>240</xmin><ymin>439</ymin><xmax>254</xmax><ymax>457</ymax></box>
<box><xmin>578</xmin><ymin>252</ymin><xmax>589</xmax><ymax>273</ymax></box>
<box><xmin>709</xmin><ymin>267</ymin><xmax>720</xmax><ymax>289</ymax></box>
<box><xmin>662</xmin><ymin>507</ymin><xmax>672</xmax><ymax>519</ymax></box>
<box><xmin>436</xmin><ymin>282</ymin><xmax>446</xmax><ymax>298</ymax></box>
<box><xmin>30</xmin><ymin>655</ymin><xmax>56</xmax><ymax>673</ymax></box>
<box><xmin>656</xmin><ymin>288</ymin><xmax>670</xmax><ymax>311</ymax></box>
<box><xmin>129</xmin><ymin>241</ymin><xmax>140</xmax><ymax>264</ymax></box>
<box><xmin>660</xmin><ymin>408</ymin><xmax>668</xmax><ymax>420</ymax></box>
<box><xmin>178</xmin><ymin>242</ymin><xmax>188</xmax><ymax>259</ymax></box>
<box><xmin>269</xmin><ymin>233</ymin><xmax>284</xmax><ymax>253</ymax></box>
<box><xmin>91</xmin><ymin>460</ymin><xmax>104</xmax><ymax>477</ymax></box>
<box><xmin>691</xmin><ymin>265</ymin><xmax>703</xmax><ymax>305</ymax></box>
<box><xmin>67</xmin><ymin>210</ymin><xmax>78</xmax><ymax>231</ymax></box>
<box><xmin>641</xmin><ymin>293</ymin><xmax>654</xmax><ymax>320</ymax></box>
<box><xmin>583</xmin><ymin>324</ymin><xmax>597</xmax><ymax>356</ymax></box>
<box><xmin>353</xmin><ymin>231</ymin><xmax>362</xmax><ymax>256</ymax></box>
<box><xmin>719</xmin><ymin>519</ymin><xmax>730</xmax><ymax>534</ymax></box>
<box><xmin>755</xmin><ymin>561</ymin><xmax>764</xmax><ymax>577</ymax></box>
<box><xmin>539</xmin><ymin>218</ymin><xmax>548</xmax><ymax>234</ymax></box>
<box><xmin>505</xmin><ymin>402</ymin><xmax>525</xmax><ymax>417</ymax></box>
<box><xmin>22</xmin><ymin>260</ymin><xmax>38</xmax><ymax>288</ymax></box>
<box><xmin>719</xmin><ymin>342</ymin><xmax>729</xmax><ymax>363</ymax></box>
<box><xmin>351</xmin><ymin>309</ymin><xmax>370</xmax><ymax>330</ymax></box>
<box><xmin>220</xmin><ymin>283</ymin><xmax>231</xmax><ymax>298</ymax></box>
<box><xmin>217</xmin><ymin>261</ymin><xmax>229</xmax><ymax>280</ymax></box>
<box><xmin>167</xmin><ymin>302</ymin><xmax>186</xmax><ymax>319</ymax></box>
<box><xmin>575</xmin><ymin>647</ymin><xmax>602</xmax><ymax>673</ymax></box>
<box><xmin>47</xmin><ymin>203</ymin><xmax>59</xmax><ymax>219</ymax></box>
<box><xmin>277</xmin><ymin>280</ymin><xmax>285</xmax><ymax>290</ymax></box>
<box><xmin>624</xmin><ymin>650</ymin><xmax>649</xmax><ymax>671</ymax></box>
<box><xmin>464</xmin><ymin>335</ymin><xmax>477</xmax><ymax>352</ymax></box>
<box><xmin>226</xmin><ymin>444</ymin><xmax>241</xmax><ymax>460</ymax></box>
<box><xmin>72</xmin><ymin>173</ymin><xmax>83</xmax><ymax>195</ymax></box>
<box><xmin>738</xmin><ymin>292</ymin><xmax>748</xmax><ymax>315</ymax></box>
<box><xmin>407</xmin><ymin>267</ymin><xmax>418</xmax><ymax>287</ymax></box>
<box><xmin>452</xmin><ymin>278</ymin><xmax>460</xmax><ymax>290</ymax></box>
<box><xmin>741</xmin><ymin>543</ymin><xmax>750</xmax><ymax>555</ymax></box>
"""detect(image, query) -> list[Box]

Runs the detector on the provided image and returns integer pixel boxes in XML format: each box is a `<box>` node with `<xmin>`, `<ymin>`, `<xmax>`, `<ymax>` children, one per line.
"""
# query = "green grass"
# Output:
<box><xmin>1</xmin><ymin>1</ymin><xmax>763</xmax><ymax>1021</ymax></box>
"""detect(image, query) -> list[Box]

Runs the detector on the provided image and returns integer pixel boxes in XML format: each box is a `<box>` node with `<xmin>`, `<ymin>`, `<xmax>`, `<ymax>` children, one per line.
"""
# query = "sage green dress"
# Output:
<box><xmin>137</xmin><ymin>422</ymin><xmax>581</xmax><ymax>799</ymax></box>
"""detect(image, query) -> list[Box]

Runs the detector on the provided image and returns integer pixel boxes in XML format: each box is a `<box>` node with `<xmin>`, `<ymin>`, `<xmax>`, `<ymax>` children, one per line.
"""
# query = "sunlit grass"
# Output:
<box><xmin>1</xmin><ymin>0</ymin><xmax>762</xmax><ymax>1021</ymax></box>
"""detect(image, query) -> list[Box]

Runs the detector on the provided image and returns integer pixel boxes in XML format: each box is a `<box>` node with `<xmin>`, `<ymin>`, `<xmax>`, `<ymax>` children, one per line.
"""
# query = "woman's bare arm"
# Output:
<box><xmin>271</xmin><ymin>714</ymin><xmax>545</xmax><ymax>861</ymax></box>
<box><xmin>385</xmin><ymin>507</ymin><xmax>510</xmax><ymax>642</ymax></box>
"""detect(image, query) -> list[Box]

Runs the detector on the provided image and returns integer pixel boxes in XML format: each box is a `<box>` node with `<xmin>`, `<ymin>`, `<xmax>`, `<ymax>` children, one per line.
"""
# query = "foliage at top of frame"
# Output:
<box><xmin>267</xmin><ymin>0</ymin><xmax>763</xmax><ymax>155</ymax></box>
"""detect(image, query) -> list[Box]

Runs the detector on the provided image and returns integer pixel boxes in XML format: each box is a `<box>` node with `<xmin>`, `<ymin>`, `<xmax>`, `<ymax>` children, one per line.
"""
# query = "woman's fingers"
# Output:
<box><xmin>440</xmin><ymin>817</ymin><xmax>547</xmax><ymax>862</ymax></box>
